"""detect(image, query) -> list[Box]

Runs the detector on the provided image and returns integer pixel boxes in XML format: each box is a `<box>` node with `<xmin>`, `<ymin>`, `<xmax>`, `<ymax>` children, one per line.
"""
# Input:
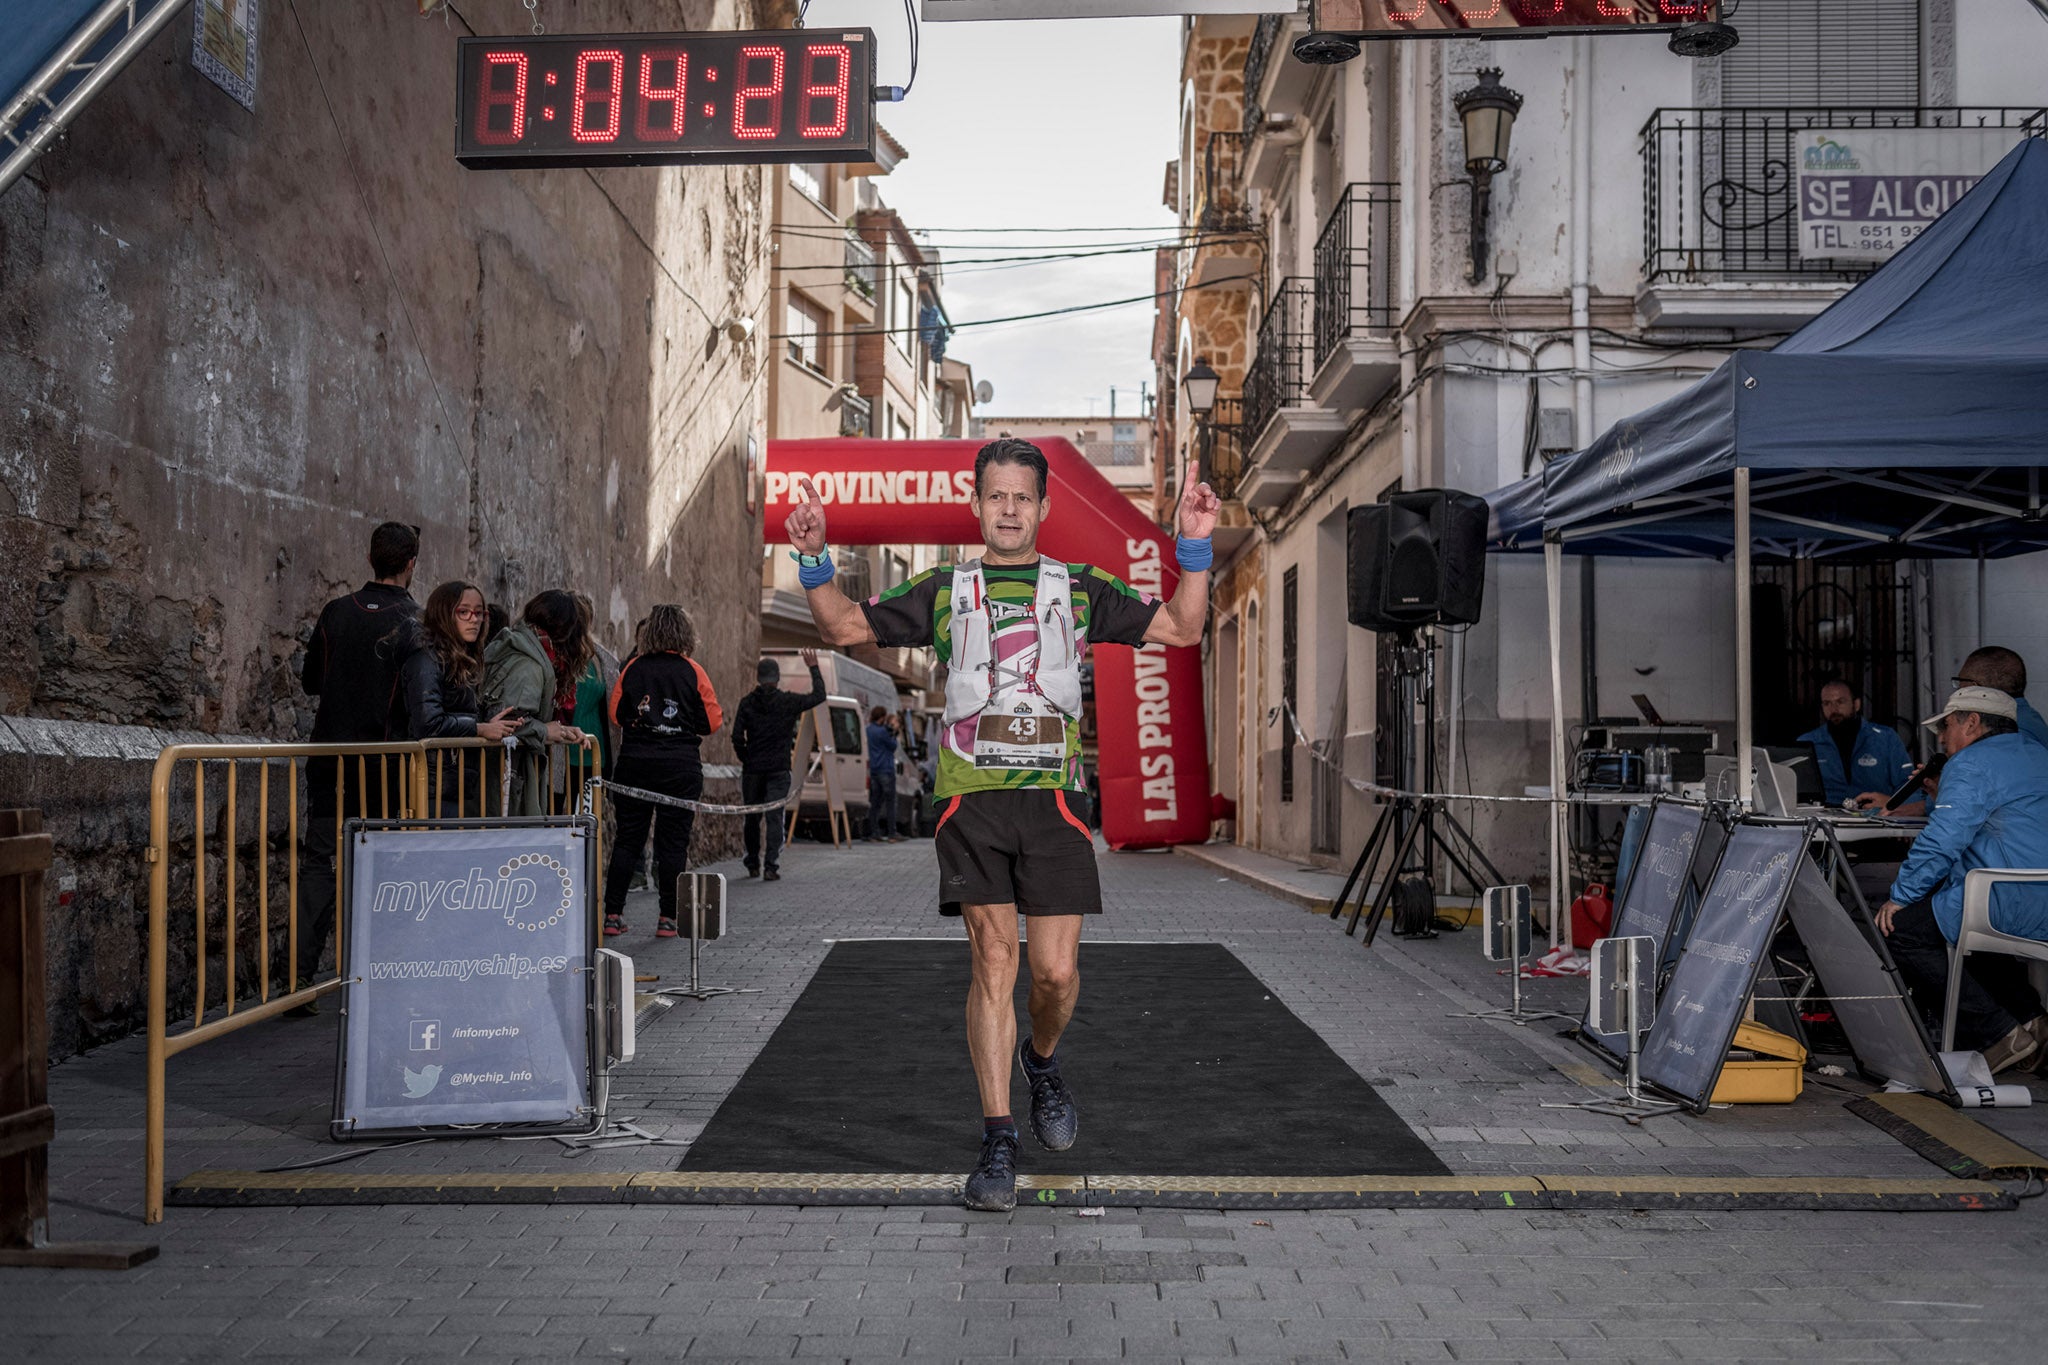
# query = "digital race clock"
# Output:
<box><xmin>1316</xmin><ymin>0</ymin><xmax>1720</xmax><ymax>36</ymax></box>
<box><xmin>456</xmin><ymin>30</ymin><xmax>876</xmax><ymax>170</ymax></box>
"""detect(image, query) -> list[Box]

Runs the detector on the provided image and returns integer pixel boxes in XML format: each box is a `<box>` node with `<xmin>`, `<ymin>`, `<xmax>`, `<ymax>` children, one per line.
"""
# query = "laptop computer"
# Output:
<box><xmin>1702</xmin><ymin>750</ymin><xmax>1800</xmax><ymax>816</ymax></box>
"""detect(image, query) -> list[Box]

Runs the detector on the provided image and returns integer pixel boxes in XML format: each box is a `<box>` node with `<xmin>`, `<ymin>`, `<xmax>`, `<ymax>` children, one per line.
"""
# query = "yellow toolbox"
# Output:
<box><xmin>1710</xmin><ymin>1021</ymin><xmax>1808</xmax><ymax>1104</ymax></box>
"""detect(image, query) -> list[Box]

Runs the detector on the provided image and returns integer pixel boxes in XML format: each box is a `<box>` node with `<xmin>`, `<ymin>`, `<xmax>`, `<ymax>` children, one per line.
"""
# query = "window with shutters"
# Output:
<box><xmin>1718</xmin><ymin>0</ymin><xmax>1922</xmax><ymax>107</ymax></box>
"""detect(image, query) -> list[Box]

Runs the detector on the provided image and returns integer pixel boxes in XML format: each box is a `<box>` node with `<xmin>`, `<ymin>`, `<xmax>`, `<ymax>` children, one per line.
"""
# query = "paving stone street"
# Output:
<box><xmin>8</xmin><ymin>836</ymin><xmax>2047</xmax><ymax>1362</ymax></box>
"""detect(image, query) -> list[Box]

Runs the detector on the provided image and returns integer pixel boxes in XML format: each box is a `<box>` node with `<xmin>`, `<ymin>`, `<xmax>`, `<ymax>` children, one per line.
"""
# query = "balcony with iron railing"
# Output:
<box><xmin>1186</xmin><ymin>131</ymin><xmax>1261</xmax><ymax>292</ymax></box>
<box><xmin>1192</xmin><ymin>395</ymin><xmax>1256</xmax><ymax>557</ymax></box>
<box><xmin>1309</xmin><ymin>182</ymin><xmax>1400</xmax><ymax>412</ymax></box>
<box><xmin>844</xmin><ymin>231</ymin><xmax>878</xmax><ymax>301</ymax></box>
<box><xmin>838</xmin><ymin>391</ymin><xmax>871</xmax><ymax>438</ymax></box>
<box><xmin>1241</xmin><ymin>12</ymin><xmax>1285</xmax><ymax>139</ymax></box>
<box><xmin>1199</xmin><ymin>130</ymin><xmax>1253</xmax><ymax>233</ymax></box>
<box><xmin>1638</xmin><ymin>106</ymin><xmax>2045</xmax><ymax>325</ymax></box>
<box><xmin>1239</xmin><ymin>277</ymin><xmax>1345</xmax><ymax>509</ymax></box>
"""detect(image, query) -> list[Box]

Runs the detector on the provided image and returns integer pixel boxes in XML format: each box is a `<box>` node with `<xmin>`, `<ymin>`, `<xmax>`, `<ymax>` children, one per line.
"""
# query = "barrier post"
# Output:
<box><xmin>0</xmin><ymin>808</ymin><xmax>155</xmax><ymax>1268</ymax></box>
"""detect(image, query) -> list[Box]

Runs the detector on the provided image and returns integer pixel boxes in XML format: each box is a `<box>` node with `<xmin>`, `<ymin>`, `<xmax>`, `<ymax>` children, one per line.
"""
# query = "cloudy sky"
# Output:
<box><xmin>800</xmin><ymin>3</ymin><xmax>1182</xmax><ymax>418</ymax></box>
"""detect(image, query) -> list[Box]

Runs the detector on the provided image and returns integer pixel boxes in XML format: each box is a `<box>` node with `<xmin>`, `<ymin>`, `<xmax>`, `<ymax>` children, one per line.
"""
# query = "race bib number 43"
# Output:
<box><xmin>972</xmin><ymin>708</ymin><xmax>1065</xmax><ymax>771</ymax></box>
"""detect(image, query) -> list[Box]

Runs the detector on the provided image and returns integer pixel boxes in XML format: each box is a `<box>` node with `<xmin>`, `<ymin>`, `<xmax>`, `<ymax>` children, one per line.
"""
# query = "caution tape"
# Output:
<box><xmin>1271</xmin><ymin>701</ymin><xmax>1656</xmax><ymax>809</ymax></box>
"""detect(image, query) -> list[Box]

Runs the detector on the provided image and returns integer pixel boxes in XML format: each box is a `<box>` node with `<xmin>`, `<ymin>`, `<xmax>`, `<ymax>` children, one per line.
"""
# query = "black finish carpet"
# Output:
<box><xmin>678</xmin><ymin>939</ymin><xmax>1448</xmax><ymax>1176</ymax></box>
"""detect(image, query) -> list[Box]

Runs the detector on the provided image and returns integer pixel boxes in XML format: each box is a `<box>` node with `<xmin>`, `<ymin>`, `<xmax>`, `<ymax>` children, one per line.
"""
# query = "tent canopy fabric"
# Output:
<box><xmin>1489</xmin><ymin>136</ymin><xmax>2048</xmax><ymax>562</ymax></box>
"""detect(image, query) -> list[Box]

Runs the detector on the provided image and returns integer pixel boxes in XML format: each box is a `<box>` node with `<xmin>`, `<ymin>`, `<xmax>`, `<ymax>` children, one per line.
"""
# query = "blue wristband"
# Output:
<box><xmin>797</xmin><ymin>553</ymin><xmax>836</xmax><ymax>589</ymax></box>
<box><xmin>1175</xmin><ymin>535</ymin><xmax>1213</xmax><ymax>573</ymax></box>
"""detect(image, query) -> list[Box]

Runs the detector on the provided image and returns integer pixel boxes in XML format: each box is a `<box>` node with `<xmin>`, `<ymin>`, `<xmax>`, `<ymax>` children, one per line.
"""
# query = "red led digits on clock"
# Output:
<box><xmin>1385</xmin><ymin>1</ymin><xmax>1427</xmax><ymax>17</ymax></box>
<box><xmin>474</xmin><ymin>51</ymin><xmax>528</xmax><ymax>145</ymax></box>
<box><xmin>571</xmin><ymin>49</ymin><xmax>625</xmax><ymax>143</ymax></box>
<box><xmin>798</xmin><ymin>44</ymin><xmax>851</xmax><ymax>140</ymax></box>
<box><xmin>635</xmin><ymin>48</ymin><xmax>688</xmax><ymax>142</ymax></box>
<box><xmin>733</xmin><ymin>45</ymin><xmax>785</xmax><ymax>140</ymax></box>
<box><xmin>1445</xmin><ymin>0</ymin><xmax>1504</xmax><ymax>17</ymax></box>
<box><xmin>1658</xmin><ymin>0</ymin><xmax>1702</xmax><ymax>15</ymax></box>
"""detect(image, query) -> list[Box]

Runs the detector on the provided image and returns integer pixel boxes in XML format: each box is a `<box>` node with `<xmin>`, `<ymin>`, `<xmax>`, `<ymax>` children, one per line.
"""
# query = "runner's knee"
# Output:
<box><xmin>1032</xmin><ymin>957</ymin><xmax>1078</xmax><ymax>996</ymax></box>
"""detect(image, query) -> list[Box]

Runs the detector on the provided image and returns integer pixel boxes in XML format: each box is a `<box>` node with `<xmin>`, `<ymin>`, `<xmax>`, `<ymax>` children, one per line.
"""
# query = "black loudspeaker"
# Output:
<box><xmin>1347</xmin><ymin>489</ymin><xmax>1489</xmax><ymax>631</ymax></box>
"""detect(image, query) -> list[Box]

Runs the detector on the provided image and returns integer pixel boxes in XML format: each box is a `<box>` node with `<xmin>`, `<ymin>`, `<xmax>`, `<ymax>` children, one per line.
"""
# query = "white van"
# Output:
<box><xmin>762</xmin><ymin>650</ymin><xmax>898</xmax><ymax>824</ymax></box>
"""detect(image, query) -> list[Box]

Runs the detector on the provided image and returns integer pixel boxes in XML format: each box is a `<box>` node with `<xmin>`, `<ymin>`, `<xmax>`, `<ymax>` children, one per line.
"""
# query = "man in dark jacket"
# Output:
<box><xmin>296</xmin><ymin>521</ymin><xmax>420</xmax><ymax>1006</ymax></box>
<box><xmin>730</xmin><ymin>649</ymin><xmax>825</xmax><ymax>881</ymax></box>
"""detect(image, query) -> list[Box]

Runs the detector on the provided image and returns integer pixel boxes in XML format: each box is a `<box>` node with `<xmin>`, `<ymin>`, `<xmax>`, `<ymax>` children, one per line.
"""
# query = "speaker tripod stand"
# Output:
<box><xmin>1328</xmin><ymin>629</ymin><xmax>1504</xmax><ymax>944</ymax></box>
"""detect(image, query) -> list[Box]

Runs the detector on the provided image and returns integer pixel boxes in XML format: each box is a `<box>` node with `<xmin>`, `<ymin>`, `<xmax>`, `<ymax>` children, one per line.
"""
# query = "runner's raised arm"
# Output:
<box><xmin>1143</xmin><ymin>458</ymin><xmax>1221</xmax><ymax>648</ymax></box>
<box><xmin>784</xmin><ymin>476</ymin><xmax>876</xmax><ymax>647</ymax></box>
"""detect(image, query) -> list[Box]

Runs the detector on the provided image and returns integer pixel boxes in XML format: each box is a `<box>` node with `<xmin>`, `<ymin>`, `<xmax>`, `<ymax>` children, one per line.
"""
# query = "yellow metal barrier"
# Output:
<box><xmin>143</xmin><ymin>734</ymin><xmax>601</xmax><ymax>1224</ymax></box>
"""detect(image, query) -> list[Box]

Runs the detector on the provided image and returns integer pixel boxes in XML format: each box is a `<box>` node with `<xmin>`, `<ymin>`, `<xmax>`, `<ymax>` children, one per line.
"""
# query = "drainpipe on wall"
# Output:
<box><xmin>1569</xmin><ymin>36</ymin><xmax>1594</xmax><ymax>452</ymax></box>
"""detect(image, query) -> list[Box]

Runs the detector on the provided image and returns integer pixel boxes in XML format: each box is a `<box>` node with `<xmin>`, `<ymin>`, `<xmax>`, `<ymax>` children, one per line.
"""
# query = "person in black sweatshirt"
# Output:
<box><xmin>729</xmin><ymin>649</ymin><xmax>826</xmax><ymax>881</ymax></box>
<box><xmin>401</xmin><ymin>580</ymin><xmax>519</xmax><ymax>816</ymax></box>
<box><xmin>602</xmin><ymin>605</ymin><xmax>722</xmax><ymax>938</ymax></box>
<box><xmin>293</xmin><ymin>521</ymin><xmax>419</xmax><ymax>1007</ymax></box>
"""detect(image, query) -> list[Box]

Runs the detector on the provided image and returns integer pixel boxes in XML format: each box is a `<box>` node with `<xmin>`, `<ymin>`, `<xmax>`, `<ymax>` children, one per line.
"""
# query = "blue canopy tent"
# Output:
<box><xmin>1484</xmin><ymin>135</ymin><xmax>2048</xmax><ymax>935</ymax></box>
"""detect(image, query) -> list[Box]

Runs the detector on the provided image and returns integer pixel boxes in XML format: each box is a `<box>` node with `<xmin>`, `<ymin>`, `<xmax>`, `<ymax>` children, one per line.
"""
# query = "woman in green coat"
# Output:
<box><xmin>482</xmin><ymin>590</ymin><xmax>590</xmax><ymax>816</ymax></box>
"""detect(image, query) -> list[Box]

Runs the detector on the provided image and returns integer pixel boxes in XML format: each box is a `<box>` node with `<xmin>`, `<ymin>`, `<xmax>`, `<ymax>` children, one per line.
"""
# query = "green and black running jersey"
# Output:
<box><xmin>860</xmin><ymin>560</ymin><xmax>1160</xmax><ymax>799</ymax></box>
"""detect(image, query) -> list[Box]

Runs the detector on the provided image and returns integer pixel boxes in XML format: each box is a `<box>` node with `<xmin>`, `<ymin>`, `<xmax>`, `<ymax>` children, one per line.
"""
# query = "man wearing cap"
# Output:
<box><xmin>1876</xmin><ymin>686</ymin><xmax>2048</xmax><ymax>1072</ymax></box>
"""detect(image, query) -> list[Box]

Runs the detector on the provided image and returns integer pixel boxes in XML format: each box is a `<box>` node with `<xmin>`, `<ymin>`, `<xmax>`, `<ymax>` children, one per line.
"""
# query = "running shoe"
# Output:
<box><xmin>603</xmin><ymin>914</ymin><xmax>627</xmax><ymax>937</ymax></box>
<box><xmin>763</xmin><ymin>869</ymin><xmax>782</xmax><ymax>882</ymax></box>
<box><xmin>962</xmin><ymin>1126</ymin><xmax>1020</xmax><ymax>1212</ymax></box>
<box><xmin>656</xmin><ymin>917</ymin><xmax>679</xmax><ymax>938</ymax></box>
<box><xmin>1019</xmin><ymin>1042</ymin><xmax>1079</xmax><ymax>1151</ymax></box>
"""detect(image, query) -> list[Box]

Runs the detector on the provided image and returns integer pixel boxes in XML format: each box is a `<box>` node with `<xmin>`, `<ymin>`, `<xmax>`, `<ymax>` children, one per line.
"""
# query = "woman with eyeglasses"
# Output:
<box><xmin>402</xmin><ymin>580</ymin><xmax>519</xmax><ymax>816</ymax></box>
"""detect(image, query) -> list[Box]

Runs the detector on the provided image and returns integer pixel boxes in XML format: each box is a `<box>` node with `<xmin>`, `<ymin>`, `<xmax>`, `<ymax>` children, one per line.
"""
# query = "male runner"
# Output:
<box><xmin>785</xmin><ymin>437</ymin><xmax>1217</xmax><ymax>1211</ymax></box>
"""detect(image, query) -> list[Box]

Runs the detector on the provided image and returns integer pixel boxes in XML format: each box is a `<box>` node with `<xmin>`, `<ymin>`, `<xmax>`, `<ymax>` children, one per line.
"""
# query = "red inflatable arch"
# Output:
<box><xmin>765</xmin><ymin>438</ymin><xmax>1210</xmax><ymax>850</ymax></box>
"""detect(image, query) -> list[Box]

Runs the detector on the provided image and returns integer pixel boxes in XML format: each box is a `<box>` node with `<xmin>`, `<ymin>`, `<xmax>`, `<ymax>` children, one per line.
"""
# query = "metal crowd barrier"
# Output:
<box><xmin>142</xmin><ymin>734</ymin><xmax>598</xmax><ymax>1224</ymax></box>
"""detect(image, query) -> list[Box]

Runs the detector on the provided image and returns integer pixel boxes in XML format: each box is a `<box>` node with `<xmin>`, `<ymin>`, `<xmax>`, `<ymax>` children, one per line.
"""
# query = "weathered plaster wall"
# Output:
<box><xmin>0</xmin><ymin>0</ymin><xmax>783</xmax><ymax>1056</ymax></box>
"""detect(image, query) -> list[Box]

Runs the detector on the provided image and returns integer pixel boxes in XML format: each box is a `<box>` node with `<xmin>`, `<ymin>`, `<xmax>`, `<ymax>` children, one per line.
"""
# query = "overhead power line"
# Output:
<box><xmin>769</xmin><ymin>273</ymin><xmax>1256</xmax><ymax>344</ymax></box>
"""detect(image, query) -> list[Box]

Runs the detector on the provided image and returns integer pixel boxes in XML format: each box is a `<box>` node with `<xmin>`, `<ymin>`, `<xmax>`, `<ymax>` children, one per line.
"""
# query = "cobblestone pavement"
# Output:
<box><xmin>10</xmin><ymin>837</ymin><xmax>2048</xmax><ymax>1361</ymax></box>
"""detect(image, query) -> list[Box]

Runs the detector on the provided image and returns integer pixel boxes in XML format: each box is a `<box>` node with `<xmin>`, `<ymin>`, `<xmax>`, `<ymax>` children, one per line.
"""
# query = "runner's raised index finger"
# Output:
<box><xmin>798</xmin><ymin>476</ymin><xmax>820</xmax><ymax>504</ymax></box>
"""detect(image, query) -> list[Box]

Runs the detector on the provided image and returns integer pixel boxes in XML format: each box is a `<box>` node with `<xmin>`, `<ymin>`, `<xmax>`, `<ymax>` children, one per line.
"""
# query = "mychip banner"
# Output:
<box><xmin>1796</xmin><ymin>126</ymin><xmax>2024</xmax><ymax>262</ymax></box>
<box><xmin>335</xmin><ymin>820</ymin><xmax>598</xmax><ymax>1137</ymax></box>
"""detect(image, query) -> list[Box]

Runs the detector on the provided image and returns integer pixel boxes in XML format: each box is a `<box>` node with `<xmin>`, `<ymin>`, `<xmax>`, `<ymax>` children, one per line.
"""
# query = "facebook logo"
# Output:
<box><xmin>409</xmin><ymin>1019</ymin><xmax>441</xmax><ymax>1052</ymax></box>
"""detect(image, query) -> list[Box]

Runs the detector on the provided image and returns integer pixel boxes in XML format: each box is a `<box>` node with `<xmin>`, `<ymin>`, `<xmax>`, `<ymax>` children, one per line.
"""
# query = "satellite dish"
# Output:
<box><xmin>974</xmin><ymin>379</ymin><xmax>994</xmax><ymax>405</ymax></box>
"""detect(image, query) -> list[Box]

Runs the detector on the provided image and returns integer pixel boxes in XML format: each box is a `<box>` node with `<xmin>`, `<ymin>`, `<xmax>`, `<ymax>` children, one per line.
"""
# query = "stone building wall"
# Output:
<box><xmin>0</xmin><ymin>0</ymin><xmax>785</xmax><ymax>1057</ymax></box>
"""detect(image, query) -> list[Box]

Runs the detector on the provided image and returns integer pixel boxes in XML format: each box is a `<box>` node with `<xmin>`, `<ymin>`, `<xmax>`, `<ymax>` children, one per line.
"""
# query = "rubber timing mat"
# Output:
<box><xmin>1846</xmin><ymin>1093</ymin><xmax>2048</xmax><ymax>1181</ymax></box>
<box><xmin>676</xmin><ymin>939</ymin><xmax>1450</xmax><ymax>1178</ymax></box>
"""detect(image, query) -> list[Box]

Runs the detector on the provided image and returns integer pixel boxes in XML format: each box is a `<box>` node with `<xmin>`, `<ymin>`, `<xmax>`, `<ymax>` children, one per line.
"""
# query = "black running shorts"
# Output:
<box><xmin>933</xmin><ymin>788</ymin><xmax>1102</xmax><ymax>917</ymax></box>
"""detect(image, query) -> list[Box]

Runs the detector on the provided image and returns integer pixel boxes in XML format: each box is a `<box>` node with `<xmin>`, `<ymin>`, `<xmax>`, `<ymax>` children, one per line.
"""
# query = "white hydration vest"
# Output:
<box><xmin>941</xmin><ymin>557</ymin><xmax>1084</xmax><ymax>726</ymax></box>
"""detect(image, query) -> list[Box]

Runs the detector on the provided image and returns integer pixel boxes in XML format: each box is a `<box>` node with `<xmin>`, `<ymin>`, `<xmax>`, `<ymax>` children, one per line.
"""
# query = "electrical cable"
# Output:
<box><xmin>258</xmin><ymin>1138</ymin><xmax>436</xmax><ymax>1173</ymax></box>
<box><xmin>768</xmin><ymin>273</ymin><xmax>1257</xmax><ymax>342</ymax></box>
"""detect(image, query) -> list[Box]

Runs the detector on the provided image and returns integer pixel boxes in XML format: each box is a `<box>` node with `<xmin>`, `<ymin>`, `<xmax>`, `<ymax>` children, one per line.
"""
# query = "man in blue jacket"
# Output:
<box><xmin>1877</xmin><ymin>687</ymin><xmax>2048</xmax><ymax>1072</ymax></box>
<box><xmin>1800</xmin><ymin>678</ymin><xmax>1914</xmax><ymax>808</ymax></box>
<box><xmin>1954</xmin><ymin>646</ymin><xmax>2048</xmax><ymax>748</ymax></box>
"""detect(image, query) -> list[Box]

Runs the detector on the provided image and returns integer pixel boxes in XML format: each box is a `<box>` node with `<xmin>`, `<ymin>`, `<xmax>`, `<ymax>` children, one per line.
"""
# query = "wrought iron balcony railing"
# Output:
<box><xmin>1641</xmin><ymin>106</ymin><xmax>2045</xmax><ymax>285</ymax></box>
<box><xmin>844</xmin><ymin>231</ymin><xmax>878</xmax><ymax>298</ymax></box>
<box><xmin>1312</xmin><ymin>182</ymin><xmax>1398</xmax><ymax>368</ymax></box>
<box><xmin>1242</xmin><ymin>278</ymin><xmax>1315</xmax><ymax>452</ymax></box>
<box><xmin>1241</xmin><ymin>12</ymin><xmax>1285</xmax><ymax>139</ymax></box>
<box><xmin>1199</xmin><ymin>396</ymin><xmax>1245</xmax><ymax>503</ymax></box>
<box><xmin>1199</xmin><ymin>131</ymin><xmax>1253</xmax><ymax>233</ymax></box>
<box><xmin>838</xmin><ymin>392</ymin><xmax>871</xmax><ymax>438</ymax></box>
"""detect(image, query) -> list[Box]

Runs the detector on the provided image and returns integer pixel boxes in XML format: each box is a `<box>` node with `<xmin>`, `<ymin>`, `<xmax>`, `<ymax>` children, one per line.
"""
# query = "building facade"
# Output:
<box><xmin>1160</xmin><ymin>2</ymin><xmax>2048</xmax><ymax>883</ymax></box>
<box><xmin>0</xmin><ymin>0</ymin><xmax>784</xmax><ymax>1055</ymax></box>
<box><xmin>763</xmin><ymin>135</ymin><xmax>977</xmax><ymax>699</ymax></box>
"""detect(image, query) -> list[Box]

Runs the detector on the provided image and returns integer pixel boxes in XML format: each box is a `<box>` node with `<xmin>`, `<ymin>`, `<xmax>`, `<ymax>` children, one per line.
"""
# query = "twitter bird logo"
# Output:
<box><xmin>402</xmin><ymin>1063</ymin><xmax>442</xmax><ymax>1098</ymax></box>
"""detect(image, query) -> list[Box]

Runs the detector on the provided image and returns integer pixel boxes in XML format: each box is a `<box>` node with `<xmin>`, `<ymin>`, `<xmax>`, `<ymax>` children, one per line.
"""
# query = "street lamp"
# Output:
<box><xmin>1182</xmin><ymin>356</ymin><xmax>1221</xmax><ymax>419</ymax></box>
<box><xmin>1453</xmin><ymin>68</ymin><xmax>1523</xmax><ymax>286</ymax></box>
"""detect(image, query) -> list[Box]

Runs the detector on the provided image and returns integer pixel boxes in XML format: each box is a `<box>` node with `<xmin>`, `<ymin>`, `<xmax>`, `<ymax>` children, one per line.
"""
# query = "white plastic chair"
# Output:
<box><xmin>1941</xmin><ymin>868</ymin><xmax>2048</xmax><ymax>1051</ymax></box>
